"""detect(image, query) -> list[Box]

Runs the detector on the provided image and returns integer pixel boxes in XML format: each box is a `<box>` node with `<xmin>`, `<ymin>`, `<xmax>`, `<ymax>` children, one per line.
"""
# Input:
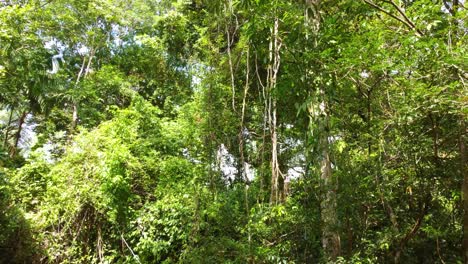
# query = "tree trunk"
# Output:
<box><xmin>238</xmin><ymin>48</ymin><xmax>252</xmax><ymax>254</ymax></box>
<box><xmin>319</xmin><ymin>99</ymin><xmax>341</xmax><ymax>260</ymax></box>
<box><xmin>71</xmin><ymin>104</ymin><xmax>78</xmax><ymax>130</ymax></box>
<box><xmin>71</xmin><ymin>51</ymin><xmax>93</xmax><ymax>132</ymax></box>
<box><xmin>3</xmin><ymin>106</ymin><xmax>14</xmax><ymax>149</ymax></box>
<box><xmin>303</xmin><ymin>0</ymin><xmax>340</xmax><ymax>258</ymax></box>
<box><xmin>10</xmin><ymin>110</ymin><xmax>27</xmax><ymax>157</ymax></box>
<box><xmin>270</xmin><ymin>97</ymin><xmax>280</xmax><ymax>204</ymax></box>
<box><xmin>269</xmin><ymin>16</ymin><xmax>283</xmax><ymax>205</ymax></box>
<box><xmin>460</xmin><ymin>119</ymin><xmax>468</xmax><ymax>263</ymax></box>
<box><xmin>239</xmin><ymin>47</ymin><xmax>250</xmax><ymax>183</ymax></box>
<box><xmin>225</xmin><ymin>0</ymin><xmax>236</xmax><ymax>112</ymax></box>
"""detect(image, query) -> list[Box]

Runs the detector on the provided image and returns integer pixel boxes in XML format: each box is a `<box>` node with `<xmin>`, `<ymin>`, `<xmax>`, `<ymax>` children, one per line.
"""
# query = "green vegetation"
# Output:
<box><xmin>0</xmin><ymin>0</ymin><xmax>466</xmax><ymax>263</ymax></box>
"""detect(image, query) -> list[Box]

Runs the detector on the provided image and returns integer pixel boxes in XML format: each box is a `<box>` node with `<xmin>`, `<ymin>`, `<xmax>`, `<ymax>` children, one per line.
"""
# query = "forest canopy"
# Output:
<box><xmin>0</xmin><ymin>0</ymin><xmax>467</xmax><ymax>263</ymax></box>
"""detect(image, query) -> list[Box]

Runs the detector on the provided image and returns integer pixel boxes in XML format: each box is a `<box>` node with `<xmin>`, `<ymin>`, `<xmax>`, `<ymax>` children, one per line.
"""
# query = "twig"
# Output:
<box><xmin>121</xmin><ymin>234</ymin><xmax>141</xmax><ymax>264</ymax></box>
<box><xmin>436</xmin><ymin>237</ymin><xmax>446</xmax><ymax>264</ymax></box>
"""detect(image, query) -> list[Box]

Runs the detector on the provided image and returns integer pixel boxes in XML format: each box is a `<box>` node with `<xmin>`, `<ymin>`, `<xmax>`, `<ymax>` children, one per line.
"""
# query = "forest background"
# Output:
<box><xmin>0</xmin><ymin>0</ymin><xmax>466</xmax><ymax>263</ymax></box>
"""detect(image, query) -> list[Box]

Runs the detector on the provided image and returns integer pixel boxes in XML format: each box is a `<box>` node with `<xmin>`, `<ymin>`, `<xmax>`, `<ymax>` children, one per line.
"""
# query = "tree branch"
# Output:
<box><xmin>382</xmin><ymin>0</ymin><xmax>424</xmax><ymax>36</ymax></box>
<box><xmin>362</xmin><ymin>0</ymin><xmax>422</xmax><ymax>37</ymax></box>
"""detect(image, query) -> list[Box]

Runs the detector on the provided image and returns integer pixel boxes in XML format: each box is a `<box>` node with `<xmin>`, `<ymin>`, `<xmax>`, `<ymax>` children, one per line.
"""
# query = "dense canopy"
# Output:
<box><xmin>0</xmin><ymin>0</ymin><xmax>466</xmax><ymax>263</ymax></box>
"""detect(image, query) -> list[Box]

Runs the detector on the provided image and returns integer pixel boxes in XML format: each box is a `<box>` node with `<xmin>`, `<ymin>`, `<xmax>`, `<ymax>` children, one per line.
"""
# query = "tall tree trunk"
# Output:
<box><xmin>304</xmin><ymin>0</ymin><xmax>341</xmax><ymax>258</ymax></box>
<box><xmin>256</xmin><ymin>53</ymin><xmax>268</xmax><ymax>203</ymax></box>
<box><xmin>239</xmin><ymin>47</ymin><xmax>250</xmax><ymax>183</ymax></box>
<box><xmin>269</xmin><ymin>16</ymin><xmax>283</xmax><ymax>205</ymax></box>
<box><xmin>460</xmin><ymin>119</ymin><xmax>468</xmax><ymax>263</ymax></box>
<box><xmin>270</xmin><ymin>97</ymin><xmax>280</xmax><ymax>204</ymax></box>
<box><xmin>319</xmin><ymin>98</ymin><xmax>341</xmax><ymax>260</ymax></box>
<box><xmin>239</xmin><ymin>46</ymin><xmax>252</xmax><ymax>254</ymax></box>
<box><xmin>225</xmin><ymin>0</ymin><xmax>236</xmax><ymax>111</ymax></box>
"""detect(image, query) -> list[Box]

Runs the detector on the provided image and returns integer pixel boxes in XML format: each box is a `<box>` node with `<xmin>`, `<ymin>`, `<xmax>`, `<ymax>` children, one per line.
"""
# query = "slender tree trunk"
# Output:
<box><xmin>269</xmin><ymin>16</ymin><xmax>283</xmax><ymax>205</ymax></box>
<box><xmin>239</xmin><ymin>47</ymin><xmax>250</xmax><ymax>182</ymax></box>
<box><xmin>71</xmin><ymin>104</ymin><xmax>78</xmax><ymax>130</ymax></box>
<box><xmin>460</xmin><ymin>119</ymin><xmax>468</xmax><ymax>263</ymax></box>
<box><xmin>97</xmin><ymin>224</ymin><xmax>103</xmax><ymax>262</ymax></box>
<box><xmin>71</xmin><ymin>50</ymin><xmax>94</xmax><ymax>131</ymax></box>
<box><xmin>226</xmin><ymin>20</ymin><xmax>236</xmax><ymax>112</ymax></box>
<box><xmin>71</xmin><ymin>57</ymin><xmax>87</xmax><ymax>131</ymax></box>
<box><xmin>239</xmin><ymin>47</ymin><xmax>252</xmax><ymax>255</ymax></box>
<box><xmin>255</xmin><ymin>53</ymin><xmax>268</xmax><ymax>203</ymax></box>
<box><xmin>225</xmin><ymin>0</ymin><xmax>237</xmax><ymax>111</ymax></box>
<box><xmin>3</xmin><ymin>106</ymin><xmax>14</xmax><ymax>149</ymax></box>
<box><xmin>10</xmin><ymin>110</ymin><xmax>27</xmax><ymax>157</ymax></box>
<box><xmin>270</xmin><ymin>97</ymin><xmax>280</xmax><ymax>204</ymax></box>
